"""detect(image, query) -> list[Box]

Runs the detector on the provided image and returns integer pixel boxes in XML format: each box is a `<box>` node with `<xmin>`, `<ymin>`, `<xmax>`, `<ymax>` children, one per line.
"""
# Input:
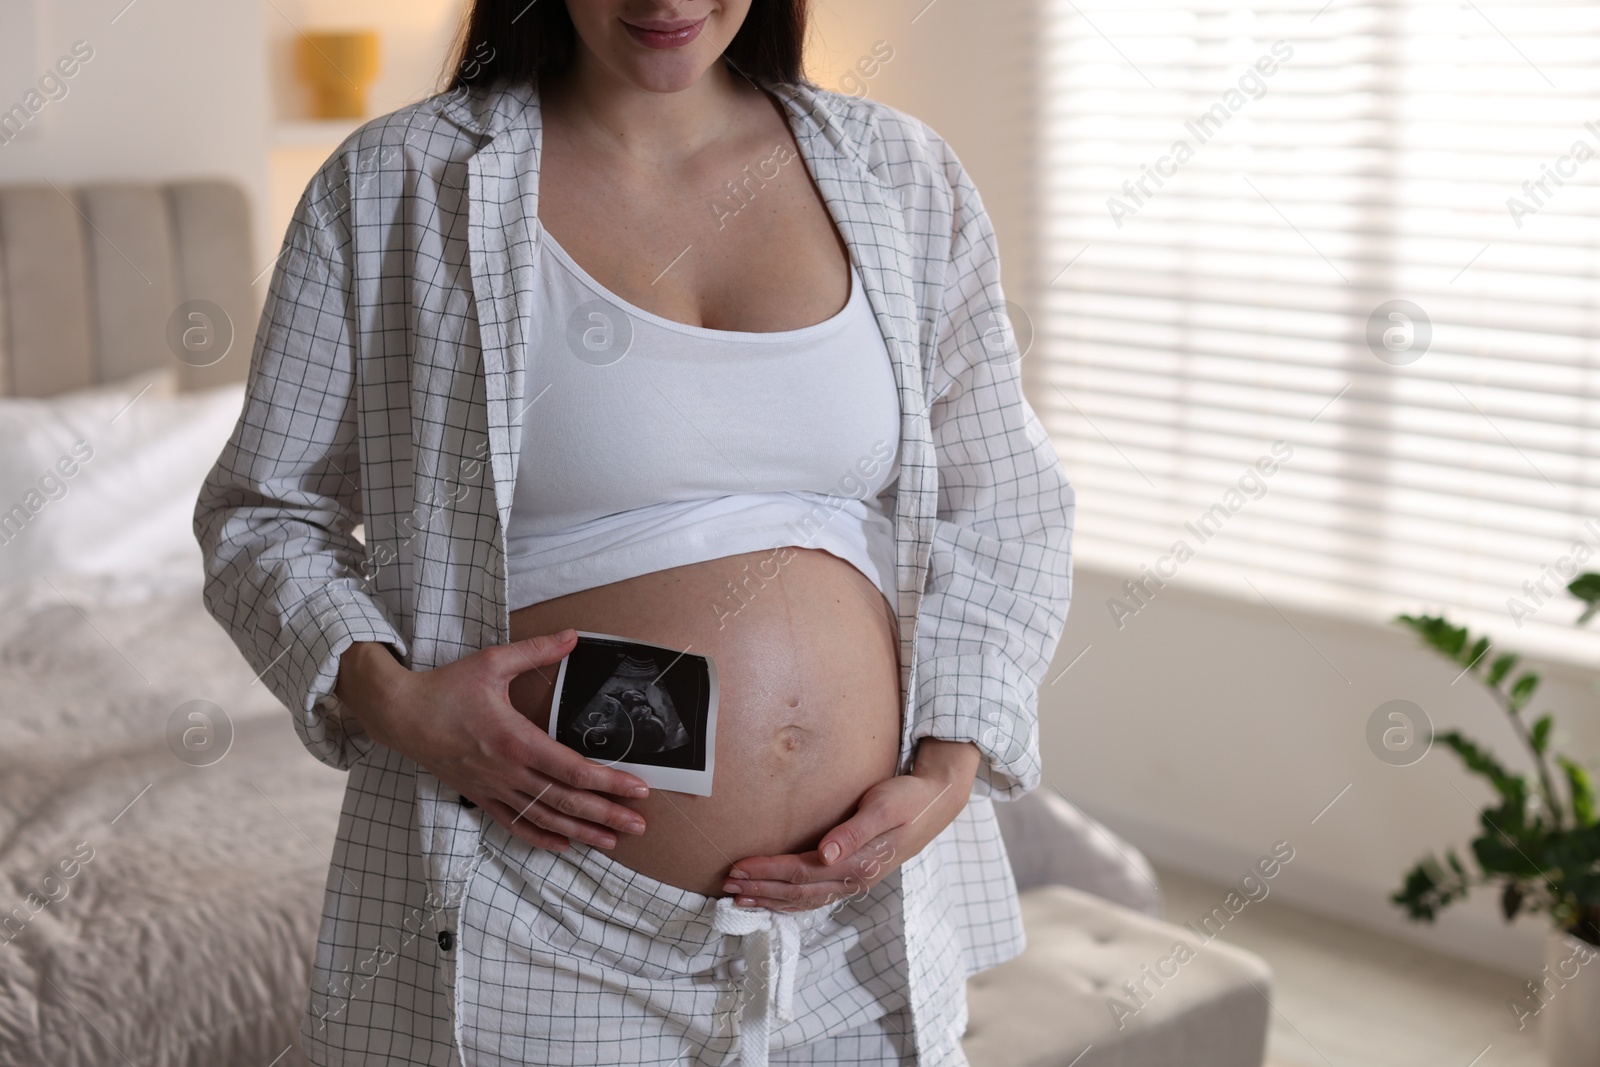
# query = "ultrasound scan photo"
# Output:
<box><xmin>548</xmin><ymin>632</ymin><xmax>719</xmax><ymax>796</ymax></box>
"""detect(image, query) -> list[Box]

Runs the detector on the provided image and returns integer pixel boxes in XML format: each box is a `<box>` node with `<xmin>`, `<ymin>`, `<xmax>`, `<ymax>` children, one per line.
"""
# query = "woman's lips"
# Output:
<box><xmin>622</xmin><ymin>16</ymin><xmax>707</xmax><ymax>50</ymax></box>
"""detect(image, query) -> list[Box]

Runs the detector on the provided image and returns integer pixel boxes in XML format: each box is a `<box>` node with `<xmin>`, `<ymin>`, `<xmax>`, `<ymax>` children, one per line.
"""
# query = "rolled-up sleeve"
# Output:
<box><xmin>194</xmin><ymin>166</ymin><xmax>406</xmax><ymax>771</ymax></box>
<box><xmin>909</xmin><ymin>139</ymin><xmax>1076</xmax><ymax>799</ymax></box>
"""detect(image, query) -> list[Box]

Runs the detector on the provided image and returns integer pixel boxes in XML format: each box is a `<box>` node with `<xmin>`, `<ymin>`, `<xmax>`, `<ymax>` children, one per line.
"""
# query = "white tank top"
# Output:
<box><xmin>504</xmin><ymin>229</ymin><xmax>902</xmax><ymax>612</ymax></box>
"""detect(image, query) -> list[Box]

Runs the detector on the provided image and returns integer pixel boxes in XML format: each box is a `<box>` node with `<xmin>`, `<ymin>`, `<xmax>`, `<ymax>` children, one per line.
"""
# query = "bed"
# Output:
<box><xmin>0</xmin><ymin>178</ymin><xmax>333</xmax><ymax>1067</ymax></box>
<box><xmin>0</xmin><ymin>178</ymin><xmax>1271</xmax><ymax>1067</ymax></box>
<box><xmin>0</xmin><ymin>562</ymin><xmax>339</xmax><ymax>1067</ymax></box>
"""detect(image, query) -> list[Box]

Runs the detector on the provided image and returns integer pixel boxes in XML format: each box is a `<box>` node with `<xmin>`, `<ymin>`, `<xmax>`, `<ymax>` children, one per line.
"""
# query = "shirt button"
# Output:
<box><xmin>438</xmin><ymin>930</ymin><xmax>455</xmax><ymax>952</ymax></box>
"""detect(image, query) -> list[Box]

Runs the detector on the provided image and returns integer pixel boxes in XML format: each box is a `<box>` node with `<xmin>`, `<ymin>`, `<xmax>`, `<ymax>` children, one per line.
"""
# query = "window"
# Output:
<box><xmin>1035</xmin><ymin>0</ymin><xmax>1600</xmax><ymax>663</ymax></box>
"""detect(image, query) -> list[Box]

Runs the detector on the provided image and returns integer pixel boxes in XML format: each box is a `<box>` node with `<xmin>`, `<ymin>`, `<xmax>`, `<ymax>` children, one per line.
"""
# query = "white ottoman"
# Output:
<box><xmin>964</xmin><ymin>885</ymin><xmax>1272</xmax><ymax>1067</ymax></box>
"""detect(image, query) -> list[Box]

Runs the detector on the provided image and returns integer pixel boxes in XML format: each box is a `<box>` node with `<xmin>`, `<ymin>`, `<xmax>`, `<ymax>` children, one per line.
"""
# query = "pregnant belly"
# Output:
<box><xmin>507</xmin><ymin>547</ymin><xmax>903</xmax><ymax>896</ymax></box>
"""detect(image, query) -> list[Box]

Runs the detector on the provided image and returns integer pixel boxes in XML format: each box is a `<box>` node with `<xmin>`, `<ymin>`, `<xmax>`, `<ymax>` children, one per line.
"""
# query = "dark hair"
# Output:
<box><xmin>442</xmin><ymin>1</ymin><xmax>810</xmax><ymax>92</ymax></box>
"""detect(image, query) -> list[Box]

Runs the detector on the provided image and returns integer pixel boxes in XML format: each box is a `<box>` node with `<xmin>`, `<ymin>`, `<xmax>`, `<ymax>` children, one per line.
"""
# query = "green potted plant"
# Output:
<box><xmin>1391</xmin><ymin>574</ymin><xmax>1600</xmax><ymax>1066</ymax></box>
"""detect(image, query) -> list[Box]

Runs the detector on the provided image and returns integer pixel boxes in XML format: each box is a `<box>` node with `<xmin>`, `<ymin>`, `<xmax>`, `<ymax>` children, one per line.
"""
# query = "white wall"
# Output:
<box><xmin>1052</xmin><ymin>566</ymin><xmax>1596</xmax><ymax>973</ymax></box>
<box><xmin>0</xmin><ymin>0</ymin><xmax>274</xmax><ymax>280</ymax></box>
<box><xmin>819</xmin><ymin>0</ymin><xmax>1596</xmax><ymax>976</ymax></box>
<box><xmin>807</xmin><ymin>0</ymin><xmax>1039</xmax><ymax>324</ymax></box>
<box><xmin>0</xmin><ymin>0</ymin><xmax>465</xmax><ymax>275</ymax></box>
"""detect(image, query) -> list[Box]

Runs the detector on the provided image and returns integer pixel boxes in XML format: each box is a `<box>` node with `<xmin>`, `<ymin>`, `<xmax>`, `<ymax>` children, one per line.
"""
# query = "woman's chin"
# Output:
<box><xmin>600</xmin><ymin>48</ymin><xmax>726</xmax><ymax>96</ymax></box>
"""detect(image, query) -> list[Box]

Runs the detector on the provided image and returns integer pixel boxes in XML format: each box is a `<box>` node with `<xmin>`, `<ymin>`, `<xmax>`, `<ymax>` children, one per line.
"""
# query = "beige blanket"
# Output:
<box><xmin>0</xmin><ymin>569</ymin><xmax>345</xmax><ymax>1067</ymax></box>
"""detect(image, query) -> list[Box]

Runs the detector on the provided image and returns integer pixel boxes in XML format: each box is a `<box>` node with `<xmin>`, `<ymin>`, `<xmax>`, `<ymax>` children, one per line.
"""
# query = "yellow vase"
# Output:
<box><xmin>297</xmin><ymin>31</ymin><xmax>380</xmax><ymax>119</ymax></box>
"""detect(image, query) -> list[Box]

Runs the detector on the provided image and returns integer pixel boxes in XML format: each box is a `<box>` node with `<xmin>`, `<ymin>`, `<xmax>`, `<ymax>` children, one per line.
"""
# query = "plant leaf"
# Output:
<box><xmin>1531</xmin><ymin>714</ymin><xmax>1554</xmax><ymax>756</ymax></box>
<box><xmin>1559</xmin><ymin>757</ymin><xmax>1598</xmax><ymax>827</ymax></box>
<box><xmin>1396</xmin><ymin>614</ymin><xmax>1470</xmax><ymax>659</ymax></box>
<box><xmin>1508</xmin><ymin>673</ymin><xmax>1540</xmax><ymax>713</ymax></box>
<box><xmin>1569</xmin><ymin>573</ymin><xmax>1600</xmax><ymax>625</ymax></box>
<box><xmin>1391</xmin><ymin>850</ymin><xmax>1472</xmax><ymax>923</ymax></box>
<box><xmin>1569</xmin><ymin>572</ymin><xmax>1600</xmax><ymax>604</ymax></box>
<box><xmin>1461</xmin><ymin>636</ymin><xmax>1492</xmax><ymax>671</ymax></box>
<box><xmin>1502</xmin><ymin>880</ymin><xmax>1526</xmax><ymax>921</ymax></box>
<box><xmin>1436</xmin><ymin>622</ymin><xmax>1469</xmax><ymax>658</ymax></box>
<box><xmin>1545</xmin><ymin>825</ymin><xmax>1600</xmax><ymax>909</ymax></box>
<box><xmin>1472</xmin><ymin>816</ymin><xmax>1544</xmax><ymax>877</ymax></box>
<box><xmin>1440</xmin><ymin>731</ymin><xmax>1528</xmax><ymax>810</ymax></box>
<box><xmin>1487</xmin><ymin>653</ymin><xmax>1520</xmax><ymax>687</ymax></box>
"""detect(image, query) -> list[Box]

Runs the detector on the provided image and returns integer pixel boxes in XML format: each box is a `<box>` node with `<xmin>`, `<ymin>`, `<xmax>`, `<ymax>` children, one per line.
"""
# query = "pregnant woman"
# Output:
<box><xmin>196</xmin><ymin>2</ymin><xmax>1073</xmax><ymax>1065</ymax></box>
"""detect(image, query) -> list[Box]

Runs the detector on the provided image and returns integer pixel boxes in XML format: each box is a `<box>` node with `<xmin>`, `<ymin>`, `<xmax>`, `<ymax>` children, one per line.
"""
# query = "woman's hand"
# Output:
<box><xmin>720</xmin><ymin>739</ymin><xmax>980</xmax><ymax>911</ymax></box>
<box><xmin>335</xmin><ymin>630</ymin><xmax>650</xmax><ymax>852</ymax></box>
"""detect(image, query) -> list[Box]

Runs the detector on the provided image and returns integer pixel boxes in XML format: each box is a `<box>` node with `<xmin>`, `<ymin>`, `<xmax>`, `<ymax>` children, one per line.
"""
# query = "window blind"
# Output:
<box><xmin>1035</xmin><ymin>0</ymin><xmax>1600</xmax><ymax>664</ymax></box>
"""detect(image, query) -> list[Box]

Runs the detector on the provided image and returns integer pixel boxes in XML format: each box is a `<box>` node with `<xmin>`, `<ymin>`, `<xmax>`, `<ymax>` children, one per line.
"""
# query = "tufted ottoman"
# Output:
<box><xmin>963</xmin><ymin>884</ymin><xmax>1273</xmax><ymax>1067</ymax></box>
<box><xmin>961</xmin><ymin>791</ymin><xmax>1274</xmax><ymax>1067</ymax></box>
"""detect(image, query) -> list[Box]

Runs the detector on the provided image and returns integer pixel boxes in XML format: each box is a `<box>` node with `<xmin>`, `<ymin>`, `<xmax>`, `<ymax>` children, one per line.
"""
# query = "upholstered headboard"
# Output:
<box><xmin>0</xmin><ymin>180</ymin><xmax>258</xmax><ymax>396</ymax></box>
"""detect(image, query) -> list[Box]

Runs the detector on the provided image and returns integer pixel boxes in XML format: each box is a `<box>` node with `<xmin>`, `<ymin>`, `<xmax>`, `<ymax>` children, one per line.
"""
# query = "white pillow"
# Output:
<box><xmin>0</xmin><ymin>373</ymin><xmax>244</xmax><ymax>587</ymax></box>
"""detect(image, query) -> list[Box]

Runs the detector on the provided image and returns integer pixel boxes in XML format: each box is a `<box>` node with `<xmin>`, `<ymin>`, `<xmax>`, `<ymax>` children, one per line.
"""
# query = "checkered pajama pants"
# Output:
<box><xmin>456</xmin><ymin>819</ymin><xmax>919</xmax><ymax>1067</ymax></box>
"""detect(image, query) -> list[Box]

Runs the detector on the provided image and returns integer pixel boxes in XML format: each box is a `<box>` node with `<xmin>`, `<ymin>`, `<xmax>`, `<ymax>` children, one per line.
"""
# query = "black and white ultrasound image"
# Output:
<box><xmin>552</xmin><ymin>636</ymin><xmax>712</xmax><ymax>773</ymax></box>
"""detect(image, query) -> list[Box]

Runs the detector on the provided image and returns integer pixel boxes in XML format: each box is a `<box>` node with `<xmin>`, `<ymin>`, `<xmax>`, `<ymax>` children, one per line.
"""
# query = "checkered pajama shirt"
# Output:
<box><xmin>195</xmin><ymin>74</ymin><xmax>1075</xmax><ymax>1067</ymax></box>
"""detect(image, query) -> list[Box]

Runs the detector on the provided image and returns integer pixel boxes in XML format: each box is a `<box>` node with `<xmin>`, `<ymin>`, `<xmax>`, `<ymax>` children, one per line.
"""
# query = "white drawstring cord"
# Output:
<box><xmin>711</xmin><ymin>898</ymin><xmax>806</xmax><ymax>1067</ymax></box>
